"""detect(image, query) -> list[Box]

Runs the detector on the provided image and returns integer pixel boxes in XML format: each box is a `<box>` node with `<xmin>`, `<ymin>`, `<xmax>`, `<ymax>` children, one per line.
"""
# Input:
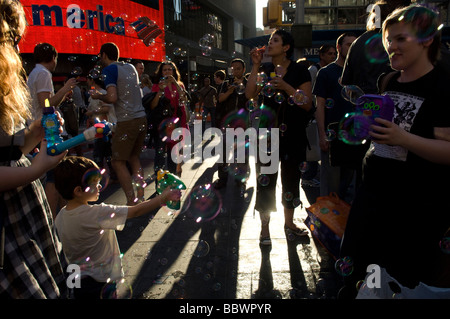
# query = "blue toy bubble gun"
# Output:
<box><xmin>156</xmin><ymin>169</ymin><xmax>186</xmax><ymax>210</ymax></box>
<box><xmin>47</xmin><ymin>119</ymin><xmax>115</xmax><ymax>155</ymax></box>
<box><xmin>42</xmin><ymin>99</ymin><xmax>63</xmax><ymax>151</ymax></box>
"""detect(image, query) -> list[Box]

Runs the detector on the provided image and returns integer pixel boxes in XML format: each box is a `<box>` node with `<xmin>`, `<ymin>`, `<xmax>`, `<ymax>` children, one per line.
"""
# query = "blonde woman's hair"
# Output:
<box><xmin>0</xmin><ymin>0</ymin><xmax>31</xmax><ymax>135</ymax></box>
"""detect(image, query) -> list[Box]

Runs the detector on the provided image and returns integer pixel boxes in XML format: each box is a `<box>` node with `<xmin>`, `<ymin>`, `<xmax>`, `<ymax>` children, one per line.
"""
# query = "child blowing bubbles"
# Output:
<box><xmin>53</xmin><ymin>156</ymin><xmax>181</xmax><ymax>299</ymax></box>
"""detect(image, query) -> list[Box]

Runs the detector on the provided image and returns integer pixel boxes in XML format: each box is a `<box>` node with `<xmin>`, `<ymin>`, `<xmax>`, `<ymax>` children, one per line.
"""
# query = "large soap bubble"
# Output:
<box><xmin>185</xmin><ymin>184</ymin><xmax>222</xmax><ymax>223</ymax></box>
<box><xmin>199</xmin><ymin>34</ymin><xmax>214</xmax><ymax>57</ymax></box>
<box><xmin>364</xmin><ymin>33</ymin><xmax>389</xmax><ymax>64</ymax></box>
<box><xmin>341</xmin><ymin>85</ymin><xmax>365</xmax><ymax>105</ymax></box>
<box><xmin>338</xmin><ymin>112</ymin><xmax>371</xmax><ymax>145</ymax></box>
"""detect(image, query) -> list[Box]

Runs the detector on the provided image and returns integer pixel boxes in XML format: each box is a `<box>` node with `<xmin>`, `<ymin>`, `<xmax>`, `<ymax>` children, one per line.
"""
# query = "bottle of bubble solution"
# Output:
<box><xmin>42</xmin><ymin>98</ymin><xmax>62</xmax><ymax>154</ymax></box>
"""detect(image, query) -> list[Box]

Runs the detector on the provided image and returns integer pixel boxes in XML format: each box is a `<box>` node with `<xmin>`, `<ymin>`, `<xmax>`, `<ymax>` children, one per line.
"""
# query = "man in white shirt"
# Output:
<box><xmin>27</xmin><ymin>42</ymin><xmax>77</xmax><ymax>217</ymax></box>
<box><xmin>27</xmin><ymin>43</ymin><xmax>77</xmax><ymax>123</ymax></box>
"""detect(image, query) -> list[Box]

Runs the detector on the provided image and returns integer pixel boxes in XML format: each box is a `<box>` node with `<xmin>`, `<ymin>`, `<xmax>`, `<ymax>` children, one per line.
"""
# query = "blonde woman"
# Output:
<box><xmin>0</xmin><ymin>0</ymin><xmax>67</xmax><ymax>298</ymax></box>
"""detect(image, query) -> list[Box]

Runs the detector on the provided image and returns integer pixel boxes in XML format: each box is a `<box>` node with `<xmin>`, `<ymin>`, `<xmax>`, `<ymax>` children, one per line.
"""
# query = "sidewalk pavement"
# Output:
<box><xmin>87</xmin><ymin>122</ymin><xmax>343</xmax><ymax>300</ymax></box>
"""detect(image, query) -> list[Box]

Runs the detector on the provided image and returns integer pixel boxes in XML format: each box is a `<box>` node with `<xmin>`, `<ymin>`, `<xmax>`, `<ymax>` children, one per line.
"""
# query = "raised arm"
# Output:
<box><xmin>245</xmin><ymin>47</ymin><xmax>263</xmax><ymax>100</ymax></box>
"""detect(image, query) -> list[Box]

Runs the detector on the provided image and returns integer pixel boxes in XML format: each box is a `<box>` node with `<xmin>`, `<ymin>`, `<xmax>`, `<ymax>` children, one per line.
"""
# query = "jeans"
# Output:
<box><xmin>202</xmin><ymin>106</ymin><xmax>216</xmax><ymax>134</ymax></box>
<box><xmin>154</xmin><ymin>134</ymin><xmax>177</xmax><ymax>174</ymax></box>
<box><xmin>320</xmin><ymin>149</ymin><xmax>356</xmax><ymax>202</ymax></box>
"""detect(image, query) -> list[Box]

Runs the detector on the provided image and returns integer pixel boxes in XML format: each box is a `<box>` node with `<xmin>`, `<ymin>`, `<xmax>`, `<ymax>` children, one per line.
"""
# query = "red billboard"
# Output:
<box><xmin>19</xmin><ymin>0</ymin><xmax>165</xmax><ymax>61</ymax></box>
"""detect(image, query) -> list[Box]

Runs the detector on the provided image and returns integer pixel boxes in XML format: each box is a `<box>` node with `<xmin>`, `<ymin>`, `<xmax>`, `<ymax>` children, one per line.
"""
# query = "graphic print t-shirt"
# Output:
<box><xmin>373</xmin><ymin>90</ymin><xmax>424</xmax><ymax>161</ymax></box>
<box><xmin>366</xmin><ymin>68</ymin><xmax>450</xmax><ymax>185</ymax></box>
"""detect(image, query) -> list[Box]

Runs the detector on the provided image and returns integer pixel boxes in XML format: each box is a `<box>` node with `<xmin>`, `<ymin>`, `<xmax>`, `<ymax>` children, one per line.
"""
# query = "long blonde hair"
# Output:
<box><xmin>0</xmin><ymin>0</ymin><xmax>30</xmax><ymax>135</ymax></box>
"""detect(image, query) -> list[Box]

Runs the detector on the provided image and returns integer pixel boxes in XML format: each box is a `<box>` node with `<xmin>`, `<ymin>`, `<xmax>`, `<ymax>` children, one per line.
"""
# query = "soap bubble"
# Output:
<box><xmin>246</xmin><ymin>99</ymin><xmax>257</xmax><ymax>112</ymax></box>
<box><xmin>400</xmin><ymin>6</ymin><xmax>442</xmax><ymax>42</ymax></box>
<box><xmin>250</xmin><ymin>104</ymin><xmax>277</xmax><ymax>129</ymax></box>
<box><xmin>193</xmin><ymin>240</ymin><xmax>210</xmax><ymax>257</ymax></box>
<box><xmin>213</xmin><ymin>282</ymin><xmax>222</xmax><ymax>292</ymax></box>
<box><xmin>114</xmin><ymin>24</ymin><xmax>125</xmax><ymax>33</ymax></box>
<box><xmin>70</xmin><ymin>66</ymin><xmax>83</xmax><ymax>77</ymax></box>
<box><xmin>292</xmin><ymin>89</ymin><xmax>308</xmax><ymax>105</ymax></box>
<box><xmin>293</xmin><ymin>198</ymin><xmax>302</xmax><ymax>208</ymax></box>
<box><xmin>325</xmin><ymin>129</ymin><xmax>337</xmax><ymax>141</ymax></box>
<box><xmin>283</xmin><ymin>192</ymin><xmax>294</xmax><ymax>202</ymax></box>
<box><xmin>341</xmin><ymin>85</ymin><xmax>365</xmax><ymax>105</ymax></box>
<box><xmin>234</xmin><ymin>82</ymin><xmax>245</xmax><ymax>95</ymax></box>
<box><xmin>199</xmin><ymin>33</ymin><xmax>214</xmax><ymax>48</ymax></box>
<box><xmin>73</xmin><ymin>257</ymin><xmax>94</xmax><ymax>273</ymax></box>
<box><xmin>256</xmin><ymin>72</ymin><xmax>268</xmax><ymax>86</ymax></box>
<box><xmin>82</xmin><ymin>168</ymin><xmax>110</xmax><ymax>193</ymax></box>
<box><xmin>274</xmin><ymin>92</ymin><xmax>285</xmax><ymax>104</ymax></box>
<box><xmin>334</xmin><ymin>256</ymin><xmax>354</xmax><ymax>277</ymax></box>
<box><xmin>325</xmin><ymin>98</ymin><xmax>335</xmax><ymax>109</ymax></box>
<box><xmin>159</xmin><ymin>257</ymin><xmax>168</xmax><ymax>265</ymax></box>
<box><xmin>221</xmin><ymin>108</ymin><xmax>248</xmax><ymax>131</ymax></box>
<box><xmin>132</xmin><ymin>174</ymin><xmax>147</xmax><ymax>190</ymax></box>
<box><xmin>185</xmin><ymin>184</ymin><xmax>222</xmax><ymax>223</ymax></box>
<box><xmin>275</xmin><ymin>64</ymin><xmax>284</xmax><ymax>77</ymax></box>
<box><xmin>233</xmin><ymin>165</ymin><xmax>250</xmax><ymax>184</ymax></box>
<box><xmin>356</xmin><ymin>280</ymin><xmax>366</xmax><ymax>291</ymax></box>
<box><xmin>189</xmin><ymin>83</ymin><xmax>198</xmax><ymax>93</ymax></box>
<box><xmin>262</xmin><ymin>83</ymin><xmax>275</xmax><ymax>98</ymax></box>
<box><xmin>338</xmin><ymin>112</ymin><xmax>371</xmax><ymax>145</ymax></box>
<box><xmin>364</xmin><ymin>33</ymin><xmax>389</xmax><ymax>64</ymax></box>
<box><xmin>439</xmin><ymin>237</ymin><xmax>450</xmax><ymax>254</ymax></box>
<box><xmin>257</xmin><ymin>174</ymin><xmax>270</xmax><ymax>186</ymax></box>
<box><xmin>201</xmin><ymin>46</ymin><xmax>212</xmax><ymax>56</ymax></box>
<box><xmin>199</xmin><ymin>34</ymin><xmax>214</xmax><ymax>57</ymax></box>
<box><xmin>100</xmin><ymin>278</ymin><xmax>133</xmax><ymax>299</ymax></box>
<box><xmin>173</xmin><ymin>47</ymin><xmax>183</xmax><ymax>56</ymax></box>
<box><xmin>89</xmin><ymin>68</ymin><xmax>102</xmax><ymax>79</ymax></box>
<box><xmin>158</xmin><ymin>117</ymin><xmax>181</xmax><ymax>142</ymax></box>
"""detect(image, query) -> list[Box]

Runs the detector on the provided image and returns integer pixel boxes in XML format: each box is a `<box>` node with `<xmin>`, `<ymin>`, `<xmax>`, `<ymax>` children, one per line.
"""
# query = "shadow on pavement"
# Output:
<box><xmin>123</xmin><ymin>165</ymin><xmax>253</xmax><ymax>299</ymax></box>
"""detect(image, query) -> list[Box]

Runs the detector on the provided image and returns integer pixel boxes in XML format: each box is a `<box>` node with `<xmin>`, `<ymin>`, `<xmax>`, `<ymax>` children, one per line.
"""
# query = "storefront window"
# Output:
<box><xmin>163</xmin><ymin>0</ymin><xmax>225</xmax><ymax>51</ymax></box>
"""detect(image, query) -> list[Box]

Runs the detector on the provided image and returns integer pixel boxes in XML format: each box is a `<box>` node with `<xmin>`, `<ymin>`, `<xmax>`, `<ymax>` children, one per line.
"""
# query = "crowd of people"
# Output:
<box><xmin>0</xmin><ymin>0</ymin><xmax>448</xmax><ymax>299</ymax></box>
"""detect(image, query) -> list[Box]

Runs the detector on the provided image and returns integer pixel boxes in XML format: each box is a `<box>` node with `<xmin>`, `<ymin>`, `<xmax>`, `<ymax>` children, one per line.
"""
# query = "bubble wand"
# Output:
<box><xmin>47</xmin><ymin>119</ymin><xmax>115</xmax><ymax>155</ymax></box>
<box><xmin>42</xmin><ymin>98</ymin><xmax>63</xmax><ymax>150</ymax></box>
<box><xmin>156</xmin><ymin>169</ymin><xmax>186</xmax><ymax>210</ymax></box>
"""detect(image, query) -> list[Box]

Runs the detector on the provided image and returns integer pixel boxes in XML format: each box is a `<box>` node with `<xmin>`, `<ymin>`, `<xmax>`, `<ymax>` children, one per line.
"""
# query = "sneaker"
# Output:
<box><xmin>284</xmin><ymin>225</ymin><xmax>309</xmax><ymax>237</ymax></box>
